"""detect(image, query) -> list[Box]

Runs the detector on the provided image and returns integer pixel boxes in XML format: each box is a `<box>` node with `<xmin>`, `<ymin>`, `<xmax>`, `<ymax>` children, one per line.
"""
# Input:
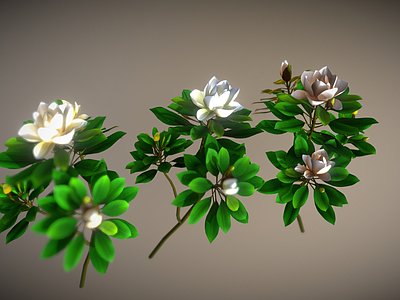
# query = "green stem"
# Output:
<box><xmin>297</xmin><ymin>214</ymin><xmax>305</xmax><ymax>233</ymax></box>
<box><xmin>163</xmin><ymin>172</ymin><xmax>181</xmax><ymax>223</ymax></box>
<box><xmin>79</xmin><ymin>252</ymin><xmax>90</xmax><ymax>288</ymax></box>
<box><xmin>148</xmin><ymin>201</ymin><xmax>199</xmax><ymax>259</ymax></box>
<box><xmin>308</xmin><ymin>108</ymin><xmax>318</xmax><ymax>140</ymax></box>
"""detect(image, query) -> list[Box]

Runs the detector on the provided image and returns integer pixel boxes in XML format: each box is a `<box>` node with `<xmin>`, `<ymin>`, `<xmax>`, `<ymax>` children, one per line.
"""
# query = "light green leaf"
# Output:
<box><xmin>93</xmin><ymin>230</ymin><xmax>115</xmax><ymax>262</ymax></box>
<box><xmin>188</xmin><ymin>197</ymin><xmax>212</xmax><ymax>225</ymax></box>
<box><xmin>102</xmin><ymin>200</ymin><xmax>129</xmax><ymax>217</ymax></box>
<box><xmin>216</xmin><ymin>201</ymin><xmax>231</xmax><ymax>234</ymax></box>
<box><xmin>188</xmin><ymin>177</ymin><xmax>213</xmax><ymax>193</ymax></box>
<box><xmin>92</xmin><ymin>175</ymin><xmax>110</xmax><ymax>204</ymax></box>
<box><xmin>64</xmin><ymin>234</ymin><xmax>85</xmax><ymax>272</ymax></box>
<box><xmin>47</xmin><ymin>217</ymin><xmax>77</xmax><ymax>240</ymax></box>
<box><xmin>226</xmin><ymin>195</ymin><xmax>239</xmax><ymax>211</ymax></box>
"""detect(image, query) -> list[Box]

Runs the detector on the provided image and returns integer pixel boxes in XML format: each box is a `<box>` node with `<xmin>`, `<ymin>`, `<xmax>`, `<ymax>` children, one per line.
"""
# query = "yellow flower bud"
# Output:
<box><xmin>2</xmin><ymin>183</ymin><xmax>12</xmax><ymax>195</ymax></box>
<box><xmin>352</xmin><ymin>110</ymin><xmax>358</xmax><ymax>115</ymax></box>
<box><xmin>153</xmin><ymin>132</ymin><xmax>160</xmax><ymax>142</ymax></box>
<box><xmin>319</xmin><ymin>187</ymin><xmax>325</xmax><ymax>193</ymax></box>
<box><xmin>362</xmin><ymin>137</ymin><xmax>369</xmax><ymax>141</ymax></box>
<box><xmin>83</xmin><ymin>196</ymin><xmax>92</xmax><ymax>204</ymax></box>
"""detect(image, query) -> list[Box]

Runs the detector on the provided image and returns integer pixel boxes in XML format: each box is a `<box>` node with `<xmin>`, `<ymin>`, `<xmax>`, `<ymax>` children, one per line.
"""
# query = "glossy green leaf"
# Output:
<box><xmin>90</xmin><ymin>240</ymin><xmax>109</xmax><ymax>274</ymax></box>
<box><xmin>274</xmin><ymin>102</ymin><xmax>304</xmax><ymax>116</ymax></box>
<box><xmin>316</xmin><ymin>204</ymin><xmax>336</xmax><ymax>225</ymax></box>
<box><xmin>277</xmin><ymin>171</ymin><xmax>298</xmax><ymax>183</ymax></box>
<box><xmin>320</xmin><ymin>184</ymin><xmax>348</xmax><ymax>207</ymax></box>
<box><xmin>135</xmin><ymin>169</ymin><xmax>157</xmax><ymax>184</ymax></box>
<box><xmin>206</xmin><ymin>148</ymin><xmax>219</xmax><ymax>176</ymax></box>
<box><xmin>5</xmin><ymin>136</ymin><xmax>32</xmax><ymax>148</ymax></box>
<box><xmin>329</xmin><ymin>167</ymin><xmax>349</xmax><ymax>181</ymax></box>
<box><xmin>205</xmin><ymin>202</ymin><xmax>219</xmax><ymax>243</ymax></box>
<box><xmin>137</xmin><ymin>133</ymin><xmax>155</xmax><ymax>145</ymax></box>
<box><xmin>54</xmin><ymin>149</ymin><xmax>70</xmax><ymax>172</ymax></box>
<box><xmin>114</xmin><ymin>219</ymin><xmax>138</xmax><ymax>239</ymax></box>
<box><xmin>223</xmin><ymin>128</ymin><xmax>263</xmax><ymax>138</ymax></box>
<box><xmin>266</xmin><ymin>150</ymin><xmax>287</xmax><ymax>170</ymax></box>
<box><xmin>158</xmin><ymin>162</ymin><xmax>172</xmax><ymax>173</ymax></box>
<box><xmin>229</xmin><ymin>199</ymin><xmax>248</xmax><ymax>223</ymax></box>
<box><xmin>74</xmin><ymin>159</ymin><xmax>107</xmax><ymax>177</ymax></box>
<box><xmin>92</xmin><ymin>175</ymin><xmax>110</xmax><ymax>204</ymax></box>
<box><xmin>143</xmin><ymin>156</ymin><xmax>159</xmax><ymax>165</ymax></box>
<box><xmin>100</xmin><ymin>220</ymin><xmax>118</xmax><ymax>235</ymax></box>
<box><xmin>283</xmin><ymin>201</ymin><xmax>300</xmax><ymax>226</ymax></box>
<box><xmin>177</xmin><ymin>170</ymin><xmax>200</xmax><ymax>186</ymax></box>
<box><xmin>335</xmin><ymin>93</ymin><xmax>362</xmax><ymax>102</ymax></box>
<box><xmin>326</xmin><ymin>174</ymin><xmax>359</xmax><ymax>187</ymax></box>
<box><xmin>231</xmin><ymin>156</ymin><xmax>250</xmax><ymax>178</ymax></box>
<box><xmin>47</xmin><ymin>217</ymin><xmax>77</xmax><ymax>240</ymax></box>
<box><xmin>54</xmin><ymin>185</ymin><xmax>77</xmax><ymax>211</ymax></box>
<box><xmin>74</xmin><ymin>134</ymin><xmax>107</xmax><ymax>151</ymax></box>
<box><xmin>237</xmin><ymin>182</ymin><xmax>255</xmax><ymax>196</ymax></box>
<box><xmin>30</xmin><ymin>216</ymin><xmax>57</xmax><ymax>235</ymax></box>
<box><xmin>258</xmin><ymin>178</ymin><xmax>281</xmax><ymax>194</ymax></box>
<box><xmin>256</xmin><ymin>120</ymin><xmax>286</xmax><ymax>135</ymax></box>
<box><xmin>82</xmin><ymin>131</ymin><xmax>127</xmax><ymax>155</ymax></box>
<box><xmin>68</xmin><ymin>177</ymin><xmax>87</xmax><ymax>202</ymax></box>
<box><xmin>25</xmin><ymin>206</ymin><xmax>39</xmax><ymax>222</ymax></box>
<box><xmin>188</xmin><ymin>197</ymin><xmax>212</xmax><ymax>225</ymax></box>
<box><xmin>351</xmin><ymin>141</ymin><xmax>376</xmax><ymax>155</ymax></box>
<box><xmin>314</xmin><ymin>188</ymin><xmax>329</xmax><ymax>212</ymax></box>
<box><xmin>108</xmin><ymin>219</ymin><xmax>133</xmax><ymax>239</ymax></box>
<box><xmin>277</xmin><ymin>93</ymin><xmax>307</xmax><ymax>105</ymax></box>
<box><xmin>93</xmin><ymin>229</ymin><xmax>115</xmax><ymax>262</ymax></box>
<box><xmin>31</xmin><ymin>159</ymin><xmax>54</xmax><ymax>189</ymax></box>
<box><xmin>6</xmin><ymin>218</ymin><xmax>29</xmax><ymax>244</ymax></box>
<box><xmin>105</xmin><ymin>178</ymin><xmax>125</xmax><ymax>203</ymax></box>
<box><xmin>150</xmin><ymin>107</ymin><xmax>191</xmax><ymax>126</ymax></box>
<box><xmin>41</xmin><ymin>234</ymin><xmax>74</xmax><ymax>259</ymax></box>
<box><xmin>292</xmin><ymin>185</ymin><xmax>309</xmax><ymax>209</ymax></box>
<box><xmin>246</xmin><ymin>176</ymin><xmax>264</xmax><ymax>189</ymax></box>
<box><xmin>217</xmin><ymin>147</ymin><xmax>230</xmax><ymax>174</ymax></box>
<box><xmin>118</xmin><ymin>186</ymin><xmax>139</xmax><ymax>203</ymax></box>
<box><xmin>210</xmin><ymin>120</ymin><xmax>224</xmax><ymax>137</ymax></box>
<box><xmin>316</xmin><ymin>105</ymin><xmax>331</xmax><ymax>126</ymax></box>
<box><xmin>102</xmin><ymin>200</ymin><xmax>129</xmax><ymax>217</ymax></box>
<box><xmin>226</xmin><ymin>195</ymin><xmax>239</xmax><ymax>211</ymax></box>
<box><xmin>64</xmin><ymin>234</ymin><xmax>85</xmax><ymax>272</ymax></box>
<box><xmin>74</xmin><ymin>128</ymin><xmax>103</xmax><ymax>142</ymax></box>
<box><xmin>217</xmin><ymin>201</ymin><xmax>231</xmax><ymax>234</ymax></box>
<box><xmin>188</xmin><ymin>177</ymin><xmax>213</xmax><ymax>193</ymax></box>
<box><xmin>171</xmin><ymin>189</ymin><xmax>201</xmax><ymax>207</ymax></box>
<box><xmin>274</xmin><ymin>119</ymin><xmax>305</xmax><ymax>133</ymax></box>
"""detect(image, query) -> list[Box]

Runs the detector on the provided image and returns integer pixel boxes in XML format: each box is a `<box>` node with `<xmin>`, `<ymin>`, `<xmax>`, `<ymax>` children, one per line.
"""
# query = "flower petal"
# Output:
<box><xmin>53</xmin><ymin>128</ymin><xmax>75</xmax><ymax>145</ymax></box>
<box><xmin>335</xmin><ymin>79</ymin><xmax>348</xmax><ymax>96</ymax></box>
<box><xmin>295</xmin><ymin>165</ymin><xmax>307</xmax><ymax>173</ymax></box>
<box><xmin>317</xmin><ymin>88</ymin><xmax>338</xmax><ymax>101</ymax></box>
<box><xmin>33</xmin><ymin>142</ymin><xmax>55</xmax><ymax>159</ymax></box>
<box><xmin>291</xmin><ymin>90</ymin><xmax>307</xmax><ymax>100</ymax></box>
<box><xmin>37</xmin><ymin>127</ymin><xmax>59</xmax><ymax>142</ymax></box>
<box><xmin>205</xmin><ymin>76</ymin><xmax>219</xmax><ymax>96</ymax></box>
<box><xmin>318</xmin><ymin>173</ymin><xmax>331</xmax><ymax>181</ymax></box>
<box><xmin>190</xmin><ymin>89</ymin><xmax>205</xmax><ymax>108</ymax></box>
<box><xmin>49</xmin><ymin>113</ymin><xmax>64</xmax><ymax>130</ymax></box>
<box><xmin>332</xmin><ymin>99</ymin><xmax>342</xmax><ymax>110</ymax></box>
<box><xmin>18</xmin><ymin>124</ymin><xmax>41</xmax><ymax>142</ymax></box>
<box><xmin>215</xmin><ymin>108</ymin><xmax>235</xmax><ymax>118</ymax></box>
<box><xmin>66</xmin><ymin>119</ymin><xmax>87</xmax><ymax>132</ymax></box>
<box><xmin>196</xmin><ymin>109</ymin><xmax>215</xmax><ymax>121</ymax></box>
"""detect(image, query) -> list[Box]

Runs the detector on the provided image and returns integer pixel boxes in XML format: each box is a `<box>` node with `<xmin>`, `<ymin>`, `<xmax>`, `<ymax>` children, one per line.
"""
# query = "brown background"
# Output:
<box><xmin>0</xmin><ymin>0</ymin><xmax>399</xmax><ymax>299</ymax></box>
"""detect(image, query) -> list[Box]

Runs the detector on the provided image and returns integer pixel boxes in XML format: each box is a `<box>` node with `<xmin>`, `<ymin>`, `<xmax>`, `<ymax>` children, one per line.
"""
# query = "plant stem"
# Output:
<box><xmin>148</xmin><ymin>201</ymin><xmax>199</xmax><ymax>259</ymax></box>
<box><xmin>79</xmin><ymin>252</ymin><xmax>90</xmax><ymax>288</ymax></box>
<box><xmin>297</xmin><ymin>214</ymin><xmax>305</xmax><ymax>233</ymax></box>
<box><xmin>163</xmin><ymin>172</ymin><xmax>181</xmax><ymax>223</ymax></box>
<box><xmin>308</xmin><ymin>108</ymin><xmax>317</xmax><ymax>140</ymax></box>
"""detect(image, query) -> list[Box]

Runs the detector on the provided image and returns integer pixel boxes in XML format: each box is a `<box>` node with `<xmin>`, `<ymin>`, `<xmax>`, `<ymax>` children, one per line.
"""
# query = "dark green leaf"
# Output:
<box><xmin>177</xmin><ymin>170</ymin><xmax>199</xmax><ymax>186</ymax></box>
<box><xmin>314</xmin><ymin>188</ymin><xmax>329</xmax><ymax>211</ymax></box>
<box><xmin>316</xmin><ymin>204</ymin><xmax>336</xmax><ymax>225</ymax></box>
<box><xmin>190</xmin><ymin>125</ymin><xmax>209</xmax><ymax>140</ymax></box>
<box><xmin>256</xmin><ymin>120</ymin><xmax>286</xmax><ymax>135</ymax></box>
<box><xmin>90</xmin><ymin>237</ymin><xmax>109</xmax><ymax>274</ymax></box>
<box><xmin>6</xmin><ymin>218</ymin><xmax>29</xmax><ymax>244</ymax></box>
<box><xmin>216</xmin><ymin>201</ymin><xmax>231</xmax><ymax>234</ymax></box>
<box><xmin>258</xmin><ymin>178</ymin><xmax>281</xmax><ymax>194</ymax></box>
<box><xmin>47</xmin><ymin>217</ymin><xmax>77</xmax><ymax>240</ymax></box>
<box><xmin>158</xmin><ymin>162</ymin><xmax>172</xmax><ymax>173</ymax></box>
<box><xmin>205</xmin><ymin>201</ymin><xmax>219</xmax><ymax>243</ymax></box>
<box><xmin>329</xmin><ymin>167</ymin><xmax>349</xmax><ymax>181</ymax></box>
<box><xmin>274</xmin><ymin>102</ymin><xmax>304</xmax><ymax>116</ymax></box>
<box><xmin>171</xmin><ymin>189</ymin><xmax>201</xmax><ymax>207</ymax></box>
<box><xmin>74</xmin><ymin>159</ymin><xmax>107</xmax><ymax>177</ymax></box>
<box><xmin>83</xmin><ymin>131</ymin><xmax>126</xmax><ymax>155</ymax></box>
<box><xmin>135</xmin><ymin>169</ymin><xmax>157</xmax><ymax>184</ymax></box>
<box><xmin>316</xmin><ymin>105</ymin><xmax>331</xmax><ymax>126</ymax></box>
<box><xmin>206</xmin><ymin>148</ymin><xmax>219</xmax><ymax>176</ymax></box>
<box><xmin>150</xmin><ymin>107</ymin><xmax>191</xmax><ymax>126</ymax></box>
<box><xmin>188</xmin><ymin>197</ymin><xmax>211</xmax><ymax>225</ymax></box>
<box><xmin>64</xmin><ymin>234</ymin><xmax>85</xmax><ymax>272</ymax></box>
<box><xmin>93</xmin><ymin>230</ymin><xmax>115</xmax><ymax>262</ymax></box>
<box><xmin>274</xmin><ymin>119</ymin><xmax>305</xmax><ymax>133</ymax></box>
<box><xmin>210</xmin><ymin>120</ymin><xmax>225</xmax><ymax>137</ymax></box>
<box><xmin>283</xmin><ymin>201</ymin><xmax>300</xmax><ymax>226</ymax></box>
<box><xmin>277</xmin><ymin>93</ymin><xmax>307</xmax><ymax>105</ymax></box>
<box><xmin>25</xmin><ymin>206</ymin><xmax>39</xmax><ymax>222</ymax></box>
<box><xmin>41</xmin><ymin>234</ymin><xmax>74</xmax><ymax>259</ymax></box>
<box><xmin>326</xmin><ymin>174</ymin><xmax>359</xmax><ymax>187</ymax></box>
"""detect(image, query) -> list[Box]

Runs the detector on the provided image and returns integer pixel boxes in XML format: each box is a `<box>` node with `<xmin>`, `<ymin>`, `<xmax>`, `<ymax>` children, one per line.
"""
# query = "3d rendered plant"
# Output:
<box><xmin>0</xmin><ymin>100</ymin><xmax>139</xmax><ymax>287</ymax></box>
<box><xmin>0</xmin><ymin>62</ymin><xmax>377</xmax><ymax>287</ymax></box>
<box><xmin>255</xmin><ymin>61</ymin><xmax>377</xmax><ymax>228</ymax></box>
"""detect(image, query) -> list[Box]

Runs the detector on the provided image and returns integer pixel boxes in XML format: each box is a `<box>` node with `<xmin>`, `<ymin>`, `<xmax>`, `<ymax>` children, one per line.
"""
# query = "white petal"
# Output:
<box><xmin>33</xmin><ymin>112</ymin><xmax>44</xmax><ymax>127</ymax></box>
<box><xmin>312</xmin><ymin>80</ymin><xmax>328</xmax><ymax>96</ymax></box>
<box><xmin>318</xmin><ymin>88</ymin><xmax>338</xmax><ymax>101</ymax></box>
<box><xmin>49</xmin><ymin>113</ymin><xmax>64</xmax><ymax>130</ymax></box>
<box><xmin>66</xmin><ymin>119</ymin><xmax>87</xmax><ymax>132</ymax></box>
<box><xmin>37</xmin><ymin>102</ymin><xmax>49</xmax><ymax>116</ymax></box>
<box><xmin>216</xmin><ymin>91</ymin><xmax>230</xmax><ymax>108</ymax></box>
<box><xmin>335</xmin><ymin>79</ymin><xmax>348</xmax><ymax>96</ymax></box>
<box><xmin>318</xmin><ymin>173</ymin><xmax>331</xmax><ymax>181</ymax></box>
<box><xmin>215</xmin><ymin>108</ymin><xmax>235</xmax><ymax>118</ymax></box>
<box><xmin>18</xmin><ymin>123</ymin><xmax>41</xmax><ymax>142</ymax></box>
<box><xmin>308</xmin><ymin>99</ymin><xmax>325</xmax><ymax>106</ymax></box>
<box><xmin>303</xmin><ymin>75</ymin><xmax>314</xmax><ymax>97</ymax></box>
<box><xmin>316</xmin><ymin>164</ymin><xmax>332</xmax><ymax>174</ymax></box>
<box><xmin>295</xmin><ymin>165</ymin><xmax>307</xmax><ymax>173</ymax></box>
<box><xmin>332</xmin><ymin>99</ymin><xmax>342</xmax><ymax>110</ymax></box>
<box><xmin>216</xmin><ymin>80</ymin><xmax>230</xmax><ymax>95</ymax></box>
<box><xmin>53</xmin><ymin>128</ymin><xmax>75</xmax><ymax>144</ymax></box>
<box><xmin>226</xmin><ymin>101</ymin><xmax>243</xmax><ymax>112</ymax></box>
<box><xmin>190</xmin><ymin>89</ymin><xmax>205</xmax><ymax>108</ymax></box>
<box><xmin>33</xmin><ymin>141</ymin><xmax>55</xmax><ymax>159</ymax></box>
<box><xmin>196</xmin><ymin>109</ymin><xmax>215</xmax><ymax>121</ymax></box>
<box><xmin>291</xmin><ymin>90</ymin><xmax>307</xmax><ymax>100</ymax></box>
<box><xmin>37</xmin><ymin>127</ymin><xmax>59</xmax><ymax>142</ymax></box>
<box><xmin>205</xmin><ymin>76</ymin><xmax>219</xmax><ymax>96</ymax></box>
<box><xmin>304</xmin><ymin>155</ymin><xmax>312</xmax><ymax>170</ymax></box>
<box><xmin>64</xmin><ymin>105</ymin><xmax>74</xmax><ymax>128</ymax></box>
<box><xmin>204</xmin><ymin>95</ymin><xmax>218</xmax><ymax>110</ymax></box>
<box><xmin>304</xmin><ymin>170</ymin><xmax>314</xmax><ymax>179</ymax></box>
<box><xmin>228</xmin><ymin>87</ymin><xmax>240</xmax><ymax>103</ymax></box>
<box><xmin>312</xmin><ymin>160</ymin><xmax>326</xmax><ymax>173</ymax></box>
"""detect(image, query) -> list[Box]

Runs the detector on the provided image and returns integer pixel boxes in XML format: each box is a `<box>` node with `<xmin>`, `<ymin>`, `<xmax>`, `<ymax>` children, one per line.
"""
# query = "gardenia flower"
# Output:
<box><xmin>295</xmin><ymin>149</ymin><xmax>335</xmax><ymax>181</ymax></box>
<box><xmin>190</xmin><ymin>76</ymin><xmax>243</xmax><ymax>121</ymax></box>
<box><xmin>83</xmin><ymin>207</ymin><xmax>103</xmax><ymax>229</ymax></box>
<box><xmin>18</xmin><ymin>100</ymin><xmax>88</xmax><ymax>159</ymax></box>
<box><xmin>291</xmin><ymin>66</ymin><xmax>348</xmax><ymax>110</ymax></box>
<box><xmin>222</xmin><ymin>178</ymin><xmax>239</xmax><ymax>195</ymax></box>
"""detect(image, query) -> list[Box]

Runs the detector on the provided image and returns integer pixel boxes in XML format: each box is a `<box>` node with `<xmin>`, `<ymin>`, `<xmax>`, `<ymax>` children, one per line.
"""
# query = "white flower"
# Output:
<box><xmin>18</xmin><ymin>100</ymin><xmax>87</xmax><ymax>159</ymax></box>
<box><xmin>291</xmin><ymin>66</ymin><xmax>348</xmax><ymax>110</ymax></box>
<box><xmin>294</xmin><ymin>149</ymin><xmax>335</xmax><ymax>181</ymax></box>
<box><xmin>83</xmin><ymin>207</ymin><xmax>102</xmax><ymax>229</ymax></box>
<box><xmin>190</xmin><ymin>76</ymin><xmax>243</xmax><ymax>121</ymax></box>
<box><xmin>222</xmin><ymin>178</ymin><xmax>239</xmax><ymax>195</ymax></box>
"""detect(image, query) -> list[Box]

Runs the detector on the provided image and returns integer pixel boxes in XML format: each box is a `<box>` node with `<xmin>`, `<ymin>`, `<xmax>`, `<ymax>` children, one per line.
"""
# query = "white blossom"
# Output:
<box><xmin>295</xmin><ymin>149</ymin><xmax>335</xmax><ymax>181</ymax></box>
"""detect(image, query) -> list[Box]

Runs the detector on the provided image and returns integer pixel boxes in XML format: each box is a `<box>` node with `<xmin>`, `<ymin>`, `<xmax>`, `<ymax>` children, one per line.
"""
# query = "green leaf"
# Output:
<box><xmin>256</xmin><ymin>120</ymin><xmax>286</xmax><ymax>135</ymax></box>
<box><xmin>30</xmin><ymin>216</ymin><xmax>57</xmax><ymax>235</ymax></box>
<box><xmin>6</xmin><ymin>218</ymin><xmax>29</xmax><ymax>244</ymax></box>
<box><xmin>68</xmin><ymin>177</ymin><xmax>87</xmax><ymax>201</ymax></box>
<box><xmin>210</xmin><ymin>120</ymin><xmax>225</xmax><ymax>137</ymax></box>
<box><xmin>54</xmin><ymin>185</ymin><xmax>78</xmax><ymax>211</ymax></box>
<box><xmin>143</xmin><ymin>156</ymin><xmax>159</xmax><ymax>165</ymax></box>
<box><xmin>107</xmin><ymin>219</ymin><xmax>131</xmax><ymax>239</ymax></box>
<box><xmin>64</xmin><ymin>234</ymin><xmax>85</xmax><ymax>272</ymax></box>
<box><xmin>47</xmin><ymin>217</ymin><xmax>77</xmax><ymax>240</ymax></box>
<box><xmin>100</xmin><ymin>220</ymin><xmax>118</xmax><ymax>235</ymax></box>
<box><xmin>74</xmin><ymin>128</ymin><xmax>103</xmax><ymax>142</ymax></box>
<box><xmin>150</xmin><ymin>107</ymin><xmax>191</xmax><ymax>126</ymax></box>
<box><xmin>335</xmin><ymin>93</ymin><xmax>362</xmax><ymax>102</ymax></box>
<box><xmin>217</xmin><ymin>147</ymin><xmax>230</xmax><ymax>174</ymax></box>
<box><xmin>292</xmin><ymin>185</ymin><xmax>309</xmax><ymax>209</ymax></box>
<box><xmin>316</xmin><ymin>105</ymin><xmax>331</xmax><ymax>126</ymax></box>
<box><xmin>83</xmin><ymin>131</ymin><xmax>126</xmax><ymax>155</ymax></box>
<box><xmin>217</xmin><ymin>201</ymin><xmax>231</xmax><ymax>234</ymax></box>
<box><xmin>206</xmin><ymin>148</ymin><xmax>219</xmax><ymax>176</ymax></box>
<box><xmin>188</xmin><ymin>177</ymin><xmax>213</xmax><ymax>193</ymax></box>
<box><xmin>135</xmin><ymin>169</ymin><xmax>157</xmax><ymax>184</ymax></box>
<box><xmin>227</xmin><ymin>115</ymin><xmax>252</xmax><ymax>122</ymax></box>
<box><xmin>231</xmin><ymin>156</ymin><xmax>250</xmax><ymax>178</ymax></box>
<box><xmin>31</xmin><ymin>159</ymin><xmax>54</xmax><ymax>189</ymax></box>
<box><xmin>158</xmin><ymin>162</ymin><xmax>172</xmax><ymax>173</ymax></box>
<box><xmin>93</xmin><ymin>229</ymin><xmax>115</xmax><ymax>262</ymax></box>
<box><xmin>5</xmin><ymin>137</ymin><xmax>32</xmax><ymax>148</ymax></box>
<box><xmin>274</xmin><ymin>102</ymin><xmax>304</xmax><ymax>116</ymax></box>
<box><xmin>0</xmin><ymin>145</ymin><xmax>37</xmax><ymax>169</ymax></box>
<box><xmin>223</xmin><ymin>128</ymin><xmax>263</xmax><ymax>138</ymax></box>
<box><xmin>329</xmin><ymin>120</ymin><xmax>359</xmax><ymax>135</ymax></box>
<box><xmin>277</xmin><ymin>93</ymin><xmax>307</xmax><ymax>105</ymax></box>
<box><xmin>74</xmin><ymin>134</ymin><xmax>107</xmax><ymax>151</ymax></box>
<box><xmin>90</xmin><ymin>238</ymin><xmax>109</xmax><ymax>274</ymax></box>
<box><xmin>118</xmin><ymin>186</ymin><xmax>139</xmax><ymax>203</ymax></box>
<box><xmin>106</xmin><ymin>178</ymin><xmax>125</xmax><ymax>203</ymax></box>
<box><xmin>314</xmin><ymin>188</ymin><xmax>329</xmax><ymax>212</ymax></box>
<box><xmin>274</xmin><ymin>119</ymin><xmax>305</xmax><ymax>133</ymax></box>
<box><xmin>2</xmin><ymin>206</ymin><xmax>22</xmax><ymax>224</ymax></box>
<box><xmin>326</xmin><ymin>174</ymin><xmax>359</xmax><ymax>187</ymax></box>
<box><xmin>25</xmin><ymin>206</ymin><xmax>39</xmax><ymax>222</ymax></box>
<box><xmin>92</xmin><ymin>175</ymin><xmax>110</xmax><ymax>204</ymax></box>
<box><xmin>236</xmin><ymin>163</ymin><xmax>260</xmax><ymax>182</ymax></box>
<box><xmin>53</xmin><ymin>149</ymin><xmax>69</xmax><ymax>172</ymax></box>
<box><xmin>316</xmin><ymin>204</ymin><xmax>336</xmax><ymax>225</ymax></box>
<box><xmin>137</xmin><ymin>133</ymin><xmax>155</xmax><ymax>145</ymax></box>
<box><xmin>102</xmin><ymin>200</ymin><xmax>129</xmax><ymax>217</ymax></box>
<box><xmin>320</xmin><ymin>185</ymin><xmax>348</xmax><ymax>207</ymax></box>
<box><xmin>83</xmin><ymin>116</ymin><xmax>105</xmax><ymax>131</ymax></box>
<box><xmin>283</xmin><ymin>201</ymin><xmax>300</xmax><ymax>226</ymax></box>
<box><xmin>226</xmin><ymin>195</ymin><xmax>239</xmax><ymax>211</ymax></box>
<box><xmin>277</xmin><ymin>171</ymin><xmax>298</xmax><ymax>183</ymax></box>
<box><xmin>205</xmin><ymin>202</ymin><xmax>219</xmax><ymax>243</ymax></box>
<box><xmin>266</xmin><ymin>150</ymin><xmax>287</xmax><ymax>170</ymax></box>
<box><xmin>329</xmin><ymin>167</ymin><xmax>349</xmax><ymax>181</ymax></box>
<box><xmin>171</xmin><ymin>96</ymin><xmax>198</xmax><ymax>109</ymax></box>
<box><xmin>258</xmin><ymin>178</ymin><xmax>281</xmax><ymax>194</ymax></box>
<box><xmin>188</xmin><ymin>197</ymin><xmax>212</xmax><ymax>225</ymax></box>
<box><xmin>246</xmin><ymin>176</ymin><xmax>264</xmax><ymax>189</ymax></box>
<box><xmin>113</xmin><ymin>219</ymin><xmax>138</xmax><ymax>239</ymax></box>
<box><xmin>74</xmin><ymin>159</ymin><xmax>107</xmax><ymax>177</ymax></box>
<box><xmin>351</xmin><ymin>141</ymin><xmax>376</xmax><ymax>155</ymax></box>
<box><xmin>229</xmin><ymin>199</ymin><xmax>248</xmax><ymax>223</ymax></box>
<box><xmin>41</xmin><ymin>234</ymin><xmax>74</xmax><ymax>259</ymax></box>
<box><xmin>177</xmin><ymin>170</ymin><xmax>199</xmax><ymax>186</ymax></box>
<box><xmin>294</xmin><ymin>134</ymin><xmax>308</xmax><ymax>157</ymax></box>
<box><xmin>237</xmin><ymin>182</ymin><xmax>255</xmax><ymax>196</ymax></box>
<box><xmin>337</xmin><ymin>101</ymin><xmax>362</xmax><ymax>113</ymax></box>
<box><xmin>171</xmin><ymin>189</ymin><xmax>201</xmax><ymax>207</ymax></box>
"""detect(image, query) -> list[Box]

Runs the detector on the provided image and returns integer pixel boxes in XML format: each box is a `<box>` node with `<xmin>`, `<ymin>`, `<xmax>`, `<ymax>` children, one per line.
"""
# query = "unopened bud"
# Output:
<box><xmin>153</xmin><ymin>132</ymin><xmax>160</xmax><ymax>142</ymax></box>
<box><xmin>352</xmin><ymin>110</ymin><xmax>358</xmax><ymax>115</ymax></box>
<box><xmin>362</xmin><ymin>137</ymin><xmax>369</xmax><ymax>141</ymax></box>
<box><xmin>319</xmin><ymin>187</ymin><xmax>325</xmax><ymax>193</ymax></box>
<box><xmin>280</xmin><ymin>60</ymin><xmax>292</xmax><ymax>82</ymax></box>
<box><xmin>2</xmin><ymin>183</ymin><xmax>12</xmax><ymax>195</ymax></box>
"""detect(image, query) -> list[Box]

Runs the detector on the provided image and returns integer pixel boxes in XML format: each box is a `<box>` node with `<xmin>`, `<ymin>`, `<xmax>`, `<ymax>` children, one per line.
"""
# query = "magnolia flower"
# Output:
<box><xmin>83</xmin><ymin>207</ymin><xmax>103</xmax><ymax>229</ymax></box>
<box><xmin>291</xmin><ymin>66</ymin><xmax>348</xmax><ymax>110</ymax></box>
<box><xmin>190</xmin><ymin>76</ymin><xmax>243</xmax><ymax>121</ymax></box>
<box><xmin>295</xmin><ymin>149</ymin><xmax>335</xmax><ymax>181</ymax></box>
<box><xmin>18</xmin><ymin>100</ymin><xmax>88</xmax><ymax>159</ymax></box>
<box><xmin>280</xmin><ymin>60</ymin><xmax>292</xmax><ymax>82</ymax></box>
<box><xmin>222</xmin><ymin>178</ymin><xmax>239</xmax><ymax>195</ymax></box>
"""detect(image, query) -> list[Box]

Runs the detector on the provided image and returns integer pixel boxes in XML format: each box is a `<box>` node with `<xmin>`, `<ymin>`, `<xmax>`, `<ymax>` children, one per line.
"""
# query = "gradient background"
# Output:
<box><xmin>0</xmin><ymin>0</ymin><xmax>398</xmax><ymax>299</ymax></box>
